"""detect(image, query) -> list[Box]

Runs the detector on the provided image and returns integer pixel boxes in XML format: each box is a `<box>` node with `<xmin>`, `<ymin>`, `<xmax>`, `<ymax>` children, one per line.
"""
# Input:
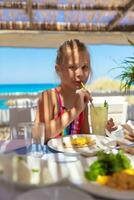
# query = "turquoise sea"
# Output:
<box><xmin>0</xmin><ymin>83</ymin><xmax>58</xmax><ymax>109</ymax></box>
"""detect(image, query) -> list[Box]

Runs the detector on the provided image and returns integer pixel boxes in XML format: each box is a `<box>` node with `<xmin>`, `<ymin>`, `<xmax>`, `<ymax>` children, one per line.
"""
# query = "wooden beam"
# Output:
<box><xmin>0</xmin><ymin>30</ymin><xmax>134</xmax><ymax>48</ymax></box>
<box><xmin>107</xmin><ymin>0</ymin><xmax>134</xmax><ymax>31</ymax></box>
<box><xmin>0</xmin><ymin>6</ymin><xmax>125</xmax><ymax>11</ymax></box>
<box><xmin>0</xmin><ymin>0</ymin><xmax>128</xmax><ymax>10</ymax></box>
<box><xmin>25</xmin><ymin>0</ymin><xmax>33</xmax><ymax>28</ymax></box>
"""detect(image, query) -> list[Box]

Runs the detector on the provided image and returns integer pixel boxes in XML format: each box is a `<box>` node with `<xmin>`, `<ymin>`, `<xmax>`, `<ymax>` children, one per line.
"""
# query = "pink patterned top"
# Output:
<box><xmin>54</xmin><ymin>88</ymin><xmax>84</xmax><ymax>137</ymax></box>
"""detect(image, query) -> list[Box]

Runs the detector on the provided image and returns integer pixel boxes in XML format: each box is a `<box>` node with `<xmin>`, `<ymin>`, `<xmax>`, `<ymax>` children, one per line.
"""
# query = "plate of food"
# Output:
<box><xmin>71</xmin><ymin>151</ymin><xmax>134</xmax><ymax>200</ymax></box>
<box><xmin>47</xmin><ymin>134</ymin><xmax>115</xmax><ymax>156</ymax></box>
<box><xmin>0</xmin><ymin>153</ymin><xmax>68</xmax><ymax>189</ymax></box>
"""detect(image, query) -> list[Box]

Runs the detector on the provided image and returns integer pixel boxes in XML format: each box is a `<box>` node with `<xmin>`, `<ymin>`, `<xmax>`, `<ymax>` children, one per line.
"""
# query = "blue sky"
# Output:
<box><xmin>0</xmin><ymin>44</ymin><xmax>133</xmax><ymax>84</ymax></box>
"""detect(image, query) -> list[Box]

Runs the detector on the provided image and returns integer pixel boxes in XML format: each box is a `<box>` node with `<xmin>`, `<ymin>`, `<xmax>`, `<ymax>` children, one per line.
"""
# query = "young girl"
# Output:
<box><xmin>35</xmin><ymin>39</ymin><xmax>116</xmax><ymax>142</ymax></box>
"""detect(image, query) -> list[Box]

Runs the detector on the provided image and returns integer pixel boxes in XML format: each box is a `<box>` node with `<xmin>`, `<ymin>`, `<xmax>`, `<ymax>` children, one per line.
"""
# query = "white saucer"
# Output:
<box><xmin>16</xmin><ymin>186</ymin><xmax>94</xmax><ymax>200</ymax></box>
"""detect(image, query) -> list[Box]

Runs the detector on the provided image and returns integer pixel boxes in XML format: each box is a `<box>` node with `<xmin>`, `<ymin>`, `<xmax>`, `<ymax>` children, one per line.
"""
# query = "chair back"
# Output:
<box><xmin>9</xmin><ymin>107</ymin><xmax>32</xmax><ymax>129</ymax></box>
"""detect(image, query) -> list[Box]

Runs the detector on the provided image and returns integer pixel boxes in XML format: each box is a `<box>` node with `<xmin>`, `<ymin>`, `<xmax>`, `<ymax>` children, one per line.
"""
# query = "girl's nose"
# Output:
<box><xmin>75</xmin><ymin>67</ymin><xmax>83</xmax><ymax>78</ymax></box>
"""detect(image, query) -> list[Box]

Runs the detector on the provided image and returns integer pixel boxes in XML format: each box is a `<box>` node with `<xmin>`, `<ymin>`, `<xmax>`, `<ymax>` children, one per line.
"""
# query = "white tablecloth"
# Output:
<box><xmin>0</xmin><ymin>153</ymin><xmax>129</xmax><ymax>200</ymax></box>
<box><xmin>0</xmin><ymin>138</ymin><xmax>133</xmax><ymax>200</ymax></box>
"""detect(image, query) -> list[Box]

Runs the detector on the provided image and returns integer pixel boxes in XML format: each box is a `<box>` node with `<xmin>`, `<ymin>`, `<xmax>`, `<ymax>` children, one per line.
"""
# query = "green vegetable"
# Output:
<box><xmin>85</xmin><ymin>160</ymin><xmax>107</xmax><ymax>181</ymax></box>
<box><xmin>85</xmin><ymin>151</ymin><xmax>132</xmax><ymax>181</ymax></box>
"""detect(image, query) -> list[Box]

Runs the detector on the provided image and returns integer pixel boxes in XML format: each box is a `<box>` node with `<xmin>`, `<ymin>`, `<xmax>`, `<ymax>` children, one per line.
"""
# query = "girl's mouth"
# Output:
<box><xmin>74</xmin><ymin>81</ymin><xmax>82</xmax><ymax>87</ymax></box>
<box><xmin>75</xmin><ymin>81</ymin><xmax>81</xmax><ymax>84</ymax></box>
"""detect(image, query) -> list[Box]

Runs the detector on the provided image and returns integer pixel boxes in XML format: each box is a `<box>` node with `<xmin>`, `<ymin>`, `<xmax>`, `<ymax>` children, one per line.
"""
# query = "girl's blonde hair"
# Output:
<box><xmin>56</xmin><ymin>39</ymin><xmax>92</xmax><ymax>71</ymax></box>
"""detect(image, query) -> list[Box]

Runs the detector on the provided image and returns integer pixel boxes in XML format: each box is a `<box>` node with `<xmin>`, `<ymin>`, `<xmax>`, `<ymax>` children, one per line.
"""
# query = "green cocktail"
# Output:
<box><xmin>90</xmin><ymin>104</ymin><xmax>108</xmax><ymax>135</ymax></box>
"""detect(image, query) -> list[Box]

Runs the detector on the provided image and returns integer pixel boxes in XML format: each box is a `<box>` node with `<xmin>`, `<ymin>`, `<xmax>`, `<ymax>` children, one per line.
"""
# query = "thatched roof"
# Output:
<box><xmin>0</xmin><ymin>0</ymin><xmax>134</xmax><ymax>47</ymax></box>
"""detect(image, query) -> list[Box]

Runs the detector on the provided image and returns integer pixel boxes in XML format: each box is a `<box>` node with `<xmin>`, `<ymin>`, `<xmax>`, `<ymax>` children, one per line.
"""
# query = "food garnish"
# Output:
<box><xmin>63</xmin><ymin>136</ymin><xmax>96</xmax><ymax>148</ymax></box>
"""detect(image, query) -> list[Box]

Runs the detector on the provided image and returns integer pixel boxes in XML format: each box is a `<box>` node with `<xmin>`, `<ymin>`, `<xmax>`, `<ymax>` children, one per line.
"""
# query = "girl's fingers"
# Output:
<box><xmin>87</xmin><ymin>91</ymin><xmax>93</xmax><ymax>103</ymax></box>
<box><xmin>84</xmin><ymin>95</ymin><xmax>90</xmax><ymax>103</ymax></box>
<box><xmin>106</xmin><ymin>118</ymin><xmax>118</xmax><ymax>133</ymax></box>
<box><xmin>106</xmin><ymin>124</ymin><xmax>118</xmax><ymax>133</ymax></box>
<box><xmin>123</xmin><ymin>147</ymin><xmax>134</xmax><ymax>155</ymax></box>
<box><xmin>121</xmin><ymin>124</ymin><xmax>133</xmax><ymax>134</ymax></box>
<box><xmin>125</xmin><ymin>133</ymin><xmax>134</xmax><ymax>142</ymax></box>
<box><xmin>106</xmin><ymin>119</ymin><xmax>115</xmax><ymax>128</ymax></box>
<box><xmin>80</xmin><ymin>89</ymin><xmax>92</xmax><ymax>104</ymax></box>
<box><xmin>121</xmin><ymin>124</ymin><xmax>134</xmax><ymax>142</ymax></box>
<box><xmin>110</xmin><ymin>126</ymin><xmax>118</xmax><ymax>132</ymax></box>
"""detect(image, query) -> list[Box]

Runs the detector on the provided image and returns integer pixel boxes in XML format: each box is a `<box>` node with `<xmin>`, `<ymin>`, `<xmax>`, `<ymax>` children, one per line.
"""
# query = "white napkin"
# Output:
<box><xmin>0</xmin><ymin>139</ymin><xmax>25</xmax><ymax>153</ymax></box>
<box><xmin>127</xmin><ymin>120</ymin><xmax>134</xmax><ymax>129</ymax></box>
<box><xmin>106</xmin><ymin>125</ymin><xmax>132</xmax><ymax>145</ymax></box>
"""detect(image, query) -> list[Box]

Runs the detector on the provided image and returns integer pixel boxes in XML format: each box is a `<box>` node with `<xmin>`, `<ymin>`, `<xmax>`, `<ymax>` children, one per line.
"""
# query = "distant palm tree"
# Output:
<box><xmin>115</xmin><ymin>39</ymin><xmax>134</xmax><ymax>93</ymax></box>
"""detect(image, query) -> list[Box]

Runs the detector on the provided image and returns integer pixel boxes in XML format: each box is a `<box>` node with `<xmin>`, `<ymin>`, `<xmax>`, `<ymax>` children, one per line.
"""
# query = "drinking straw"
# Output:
<box><xmin>81</xmin><ymin>82</ymin><xmax>94</xmax><ymax>107</ymax></box>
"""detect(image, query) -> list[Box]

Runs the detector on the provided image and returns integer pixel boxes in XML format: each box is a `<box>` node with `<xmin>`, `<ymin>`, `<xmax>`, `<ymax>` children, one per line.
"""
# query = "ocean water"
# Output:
<box><xmin>0</xmin><ymin>83</ymin><xmax>58</xmax><ymax>93</ymax></box>
<box><xmin>0</xmin><ymin>83</ymin><xmax>58</xmax><ymax>109</ymax></box>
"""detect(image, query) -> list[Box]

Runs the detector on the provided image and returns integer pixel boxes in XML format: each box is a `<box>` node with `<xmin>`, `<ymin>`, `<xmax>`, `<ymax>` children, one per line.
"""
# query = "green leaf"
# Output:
<box><xmin>109</xmin><ymin>39</ymin><xmax>134</xmax><ymax>93</ymax></box>
<box><xmin>128</xmin><ymin>38</ymin><xmax>134</xmax><ymax>46</ymax></box>
<box><xmin>84</xmin><ymin>151</ymin><xmax>132</xmax><ymax>182</ymax></box>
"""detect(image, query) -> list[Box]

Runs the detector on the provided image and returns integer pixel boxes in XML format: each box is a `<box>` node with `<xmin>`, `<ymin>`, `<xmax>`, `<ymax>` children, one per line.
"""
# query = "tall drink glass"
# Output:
<box><xmin>24</xmin><ymin>123</ymin><xmax>45</xmax><ymax>157</ymax></box>
<box><xmin>90</xmin><ymin>104</ymin><xmax>108</xmax><ymax>135</ymax></box>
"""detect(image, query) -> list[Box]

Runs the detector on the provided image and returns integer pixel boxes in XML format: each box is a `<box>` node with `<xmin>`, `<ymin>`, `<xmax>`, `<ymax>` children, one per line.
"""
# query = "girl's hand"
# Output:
<box><xmin>122</xmin><ymin>124</ymin><xmax>134</xmax><ymax>142</ymax></box>
<box><xmin>122</xmin><ymin>146</ymin><xmax>134</xmax><ymax>155</ymax></box>
<box><xmin>74</xmin><ymin>89</ymin><xmax>92</xmax><ymax>113</ymax></box>
<box><xmin>116</xmin><ymin>141</ymin><xmax>134</xmax><ymax>154</ymax></box>
<box><xmin>125</xmin><ymin>133</ymin><xmax>134</xmax><ymax>142</ymax></box>
<box><xmin>106</xmin><ymin>118</ymin><xmax>118</xmax><ymax>133</ymax></box>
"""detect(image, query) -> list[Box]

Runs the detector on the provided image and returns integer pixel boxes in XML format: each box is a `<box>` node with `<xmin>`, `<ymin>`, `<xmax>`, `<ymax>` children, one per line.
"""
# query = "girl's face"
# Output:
<box><xmin>57</xmin><ymin>48</ymin><xmax>90</xmax><ymax>90</ymax></box>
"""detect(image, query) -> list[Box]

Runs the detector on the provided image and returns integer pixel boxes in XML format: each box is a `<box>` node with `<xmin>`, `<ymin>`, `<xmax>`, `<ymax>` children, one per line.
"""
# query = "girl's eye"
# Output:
<box><xmin>68</xmin><ymin>66</ymin><xmax>74</xmax><ymax>69</ymax></box>
<box><xmin>82</xmin><ymin>65</ymin><xmax>88</xmax><ymax>70</ymax></box>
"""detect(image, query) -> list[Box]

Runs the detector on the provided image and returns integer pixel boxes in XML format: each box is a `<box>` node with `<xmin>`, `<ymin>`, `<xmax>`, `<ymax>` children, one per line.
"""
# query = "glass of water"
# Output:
<box><xmin>24</xmin><ymin>123</ymin><xmax>45</xmax><ymax>157</ymax></box>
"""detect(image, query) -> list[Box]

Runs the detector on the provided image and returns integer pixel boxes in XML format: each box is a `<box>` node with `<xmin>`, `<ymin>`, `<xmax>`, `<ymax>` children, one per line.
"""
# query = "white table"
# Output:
<box><xmin>0</xmin><ymin>153</ymin><xmax>130</xmax><ymax>200</ymax></box>
<box><xmin>0</xmin><ymin>139</ymin><xmax>133</xmax><ymax>200</ymax></box>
